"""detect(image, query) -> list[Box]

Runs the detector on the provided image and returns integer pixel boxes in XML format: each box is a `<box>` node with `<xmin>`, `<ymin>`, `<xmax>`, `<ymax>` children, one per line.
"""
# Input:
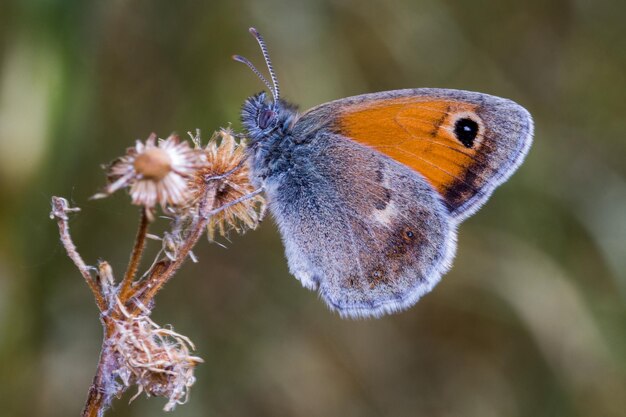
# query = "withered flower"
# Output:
<box><xmin>94</xmin><ymin>133</ymin><xmax>204</xmax><ymax>212</ymax></box>
<box><xmin>189</xmin><ymin>129</ymin><xmax>265</xmax><ymax>240</ymax></box>
<box><xmin>112</xmin><ymin>301</ymin><xmax>203</xmax><ymax>411</ymax></box>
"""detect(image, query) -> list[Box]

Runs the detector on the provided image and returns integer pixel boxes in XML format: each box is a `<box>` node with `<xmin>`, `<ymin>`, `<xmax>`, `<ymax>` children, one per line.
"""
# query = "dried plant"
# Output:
<box><xmin>50</xmin><ymin>130</ymin><xmax>265</xmax><ymax>416</ymax></box>
<box><xmin>94</xmin><ymin>133</ymin><xmax>205</xmax><ymax>214</ymax></box>
<box><xmin>189</xmin><ymin>129</ymin><xmax>266</xmax><ymax>240</ymax></box>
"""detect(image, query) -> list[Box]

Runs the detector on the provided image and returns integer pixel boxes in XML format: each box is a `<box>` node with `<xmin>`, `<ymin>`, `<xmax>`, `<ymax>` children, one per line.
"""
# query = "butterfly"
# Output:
<box><xmin>234</xmin><ymin>28</ymin><xmax>533</xmax><ymax>318</ymax></box>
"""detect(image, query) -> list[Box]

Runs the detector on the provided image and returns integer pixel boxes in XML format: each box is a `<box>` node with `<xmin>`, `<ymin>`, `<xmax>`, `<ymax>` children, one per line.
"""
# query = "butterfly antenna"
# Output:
<box><xmin>232</xmin><ymin>54</ymin><xmax>275</xmax><ymax>98</ymax></box>
<box><xmin>248</xmin><ymin>27</ymin><xmax>280</xmax><ymax>100</ymax></box>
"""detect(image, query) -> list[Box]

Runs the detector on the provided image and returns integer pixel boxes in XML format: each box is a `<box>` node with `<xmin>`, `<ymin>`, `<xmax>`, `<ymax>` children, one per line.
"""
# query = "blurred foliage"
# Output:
<box><xmin>0</xmin><ymin>0</ymin><xmax>625</xmax><ymax>416</ymax></box>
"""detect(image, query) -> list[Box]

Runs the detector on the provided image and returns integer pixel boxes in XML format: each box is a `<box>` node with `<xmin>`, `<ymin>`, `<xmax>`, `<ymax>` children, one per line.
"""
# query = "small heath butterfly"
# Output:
<box><xmin>234</xmin><ymin>28</ymin><xmax>533</xmax><ymax>318</ymax></box>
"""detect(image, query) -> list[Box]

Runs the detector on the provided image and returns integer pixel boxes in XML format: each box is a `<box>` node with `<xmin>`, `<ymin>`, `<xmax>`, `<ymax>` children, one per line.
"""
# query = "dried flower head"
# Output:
<box><xmin>111</xmin><ymin>302</ymin><xmax>203</xmax><ymax>411</ymax></box>
<box><xmin>189</xmin><ymin>129</ymin><xmax>265</xmax><ymax>240</ymax></box>
<box><xmin>95</xmin><ymin>133</ymin><xmax>205</xmax><ymax>212</ymax></box>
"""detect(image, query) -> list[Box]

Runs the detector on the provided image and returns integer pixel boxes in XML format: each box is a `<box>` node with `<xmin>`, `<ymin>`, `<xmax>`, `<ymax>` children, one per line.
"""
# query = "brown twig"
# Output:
<box><xmin>50</xmin><ymin>197</ymin><xmax>107</xmax><ymax>312</ymax></box>
<box><xmin>136</xmin><ymin>183</ymin><xmax>218</xmax><ymax>308</ymax></box>
<box><xmin>130</xmin><ymin>186</ymin><xmax>264</xmax><ymax>309</ymax></box>
<box><xmin>51</xmin><ymin>197</ymin><xmax>120</xmax><ymax>416</ymax></box>
<box><xmin>118</xmin><ymin>207</ymin><xmax>150</xmax><ymax>303</ymax></box>
<box><xmin>81</xmin><ymin>341</ymin><xmax>117</xmax><ymax>417</ymax></box>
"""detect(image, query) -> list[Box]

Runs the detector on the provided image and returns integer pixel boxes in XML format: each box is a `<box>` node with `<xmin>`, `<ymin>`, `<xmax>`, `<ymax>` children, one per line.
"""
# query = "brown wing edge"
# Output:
<box><xmin>444</xmin><ymin>99</ymin><xmax>533</xmax><ymax>222</ymax></box>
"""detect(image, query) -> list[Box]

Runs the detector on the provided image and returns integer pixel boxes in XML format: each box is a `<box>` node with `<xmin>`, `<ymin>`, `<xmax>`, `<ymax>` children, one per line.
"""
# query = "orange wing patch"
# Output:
<box><xmin>337</xmin><ymin>98</ymin><xmax>484</xmax><ymax>197</ymax></box>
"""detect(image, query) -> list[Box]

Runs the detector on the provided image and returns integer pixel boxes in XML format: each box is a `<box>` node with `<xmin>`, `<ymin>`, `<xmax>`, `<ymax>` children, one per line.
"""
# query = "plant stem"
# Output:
<box><xmin>81</xmin><ymin>344</ymin><xmax>109</xmax><ymax>417</ymax></box>
<box><xmin>133</xmin><ymin>186</ymin><xmax>263</xmax><ymax>306</ymax></box>
<box><xmin>119</xmin><ymin>208</ymin><xmax>150</xmax><ymax>303</ymax></box>
<box><xmin>51</xmin><ymin>197</ymin><xmax>107</xmax><ymax>312</ymax></box>
<box><xmin>81</xmin><ymin>320</ymin><xmax>117</xmax><ymax>417</ymax></box>
<box><xmin>136</xmin><ymin>183</ymin><xmax>218</xmax><ymax>308</ymax></box>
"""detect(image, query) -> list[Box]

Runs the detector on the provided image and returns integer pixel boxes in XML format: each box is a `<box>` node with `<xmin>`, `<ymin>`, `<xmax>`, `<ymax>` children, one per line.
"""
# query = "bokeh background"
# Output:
<box><xmin>1</xmin><ymin>0</ymin><xmax>625</xmax><ymax>416</ymax></box>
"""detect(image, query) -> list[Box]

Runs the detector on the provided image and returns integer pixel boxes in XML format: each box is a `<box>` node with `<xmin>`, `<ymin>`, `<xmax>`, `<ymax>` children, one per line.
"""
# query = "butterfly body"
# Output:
<box><xmin>237</xmin><ymin>29</ymin><xmax>533</xmax><ymax>318</ymax></box>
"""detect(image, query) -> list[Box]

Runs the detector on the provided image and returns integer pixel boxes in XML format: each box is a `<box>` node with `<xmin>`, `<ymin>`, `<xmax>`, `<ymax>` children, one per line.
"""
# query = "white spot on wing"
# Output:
<box><xmin>373</xmin><ymin>202</ymin><xmax>396</xmax><ymax>225</ymax></box>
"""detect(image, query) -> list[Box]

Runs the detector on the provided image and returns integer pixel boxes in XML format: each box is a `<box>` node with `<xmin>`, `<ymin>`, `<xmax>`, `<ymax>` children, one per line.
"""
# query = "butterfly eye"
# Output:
<box><xmin>258</xmin><ymin>109</ymin><xmax>276</xmax><ymax>130</ymax></box>
<box><xmin>453</xmin><ymin>117</ymin><xmax>479</xmax><ymax>148</ymax></box>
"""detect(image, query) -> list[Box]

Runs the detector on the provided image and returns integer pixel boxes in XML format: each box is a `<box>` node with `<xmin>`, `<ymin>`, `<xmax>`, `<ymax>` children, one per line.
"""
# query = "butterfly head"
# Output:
<box><xmin>234</xmin><ymin>28</ymin><xmax>297</xmax><ymax>145</ymax></box>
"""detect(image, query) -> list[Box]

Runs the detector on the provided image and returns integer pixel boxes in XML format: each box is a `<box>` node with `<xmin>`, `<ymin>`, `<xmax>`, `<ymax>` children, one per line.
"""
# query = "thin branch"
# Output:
<box><xmin>132</xmin><ymin>259</ymin><xmax>172</xmax><ymax>303</ymax></box>
<box><xmin>50</xmin><ymin>197</ymin><xmax>107</xmax><ymax>312</ymax></box>
<box><xmin>118</xmin><ymin>208</ymin><xmax>150</xmax><ymax>303</ymax></box>
<box><xmin>81</xmin><ymin>345</ymin><xmax>113</xmax><ymax>417</ymax></box>
<box><xmin>135</xmin><ymin>183</ymin><xmax>219</xmax><ymax>308</ymax></box>
<box><xmin>143</xmin><ymin>186</ymin><xmax>263</xmax><ymax>289</ymax></box>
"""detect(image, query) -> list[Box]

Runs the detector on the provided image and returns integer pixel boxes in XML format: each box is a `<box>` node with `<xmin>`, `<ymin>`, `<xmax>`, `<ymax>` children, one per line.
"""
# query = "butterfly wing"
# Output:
<box><xmin>296</xmin><ymin>88</ymin><xmax>533</xmax><ymax>221</ymax></box>
<box><xmin>267</xmin><ymin>131</ymin><xmax>456</xmax><ymax>318</ymax></box>
<box><xmin>259</xmin><ymin>88</ymin><xmax>531</xmax><ymax>317</ymax></box>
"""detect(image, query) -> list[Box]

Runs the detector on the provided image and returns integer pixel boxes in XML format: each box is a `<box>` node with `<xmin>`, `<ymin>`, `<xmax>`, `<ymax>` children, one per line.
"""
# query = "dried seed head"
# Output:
<box><xmin>111</xmin><ymin>307</ymin><xmax>203</xmax><ymax>411</ymax></box>
<box><xmin>189</xmin><ymin>129</ymin><xmax>266</xmax><ymax>240</ymax></box>
<box><xmin>94</xmin><ymin>133</ymin><xmax>205</xmax><ymax>211</ymax></box>
<box><xmin>133</xmin><ymin>148</ymin><xmax>173</xmax><ymax>180</ymax></box>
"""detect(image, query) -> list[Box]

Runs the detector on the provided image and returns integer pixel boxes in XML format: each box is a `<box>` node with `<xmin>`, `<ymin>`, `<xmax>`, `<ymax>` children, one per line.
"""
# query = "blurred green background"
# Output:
<box><xmin>1</xmin><ymin>0</ymin><xmax>625</xmax><ymax>416</ymax></box>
